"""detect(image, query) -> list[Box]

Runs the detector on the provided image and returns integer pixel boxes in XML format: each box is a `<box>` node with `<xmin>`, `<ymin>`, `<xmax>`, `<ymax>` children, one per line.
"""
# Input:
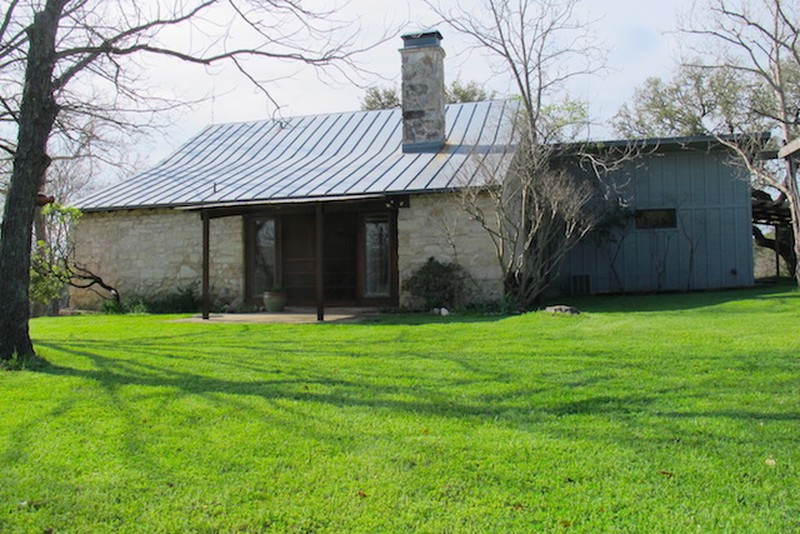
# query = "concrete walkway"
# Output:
<box><xmin>173</xmin><ymin>307</ymin><xmax>381</xmax><ymax>324</ymax></box>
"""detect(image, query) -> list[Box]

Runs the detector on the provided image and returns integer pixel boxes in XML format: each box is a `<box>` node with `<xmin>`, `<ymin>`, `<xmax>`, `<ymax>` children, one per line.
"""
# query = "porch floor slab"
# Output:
<box><xmin>173</xmin><ymin>307</ymin><xmax>382</xmax><ymax>324</ymax></box>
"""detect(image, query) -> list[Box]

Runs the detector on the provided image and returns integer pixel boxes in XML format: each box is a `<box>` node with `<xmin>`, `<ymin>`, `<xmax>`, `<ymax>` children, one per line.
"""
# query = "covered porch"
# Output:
<box><xmin>195</xmin><ymin>195</ymin><xmax>409</xmax><ymax>321</ymax></box>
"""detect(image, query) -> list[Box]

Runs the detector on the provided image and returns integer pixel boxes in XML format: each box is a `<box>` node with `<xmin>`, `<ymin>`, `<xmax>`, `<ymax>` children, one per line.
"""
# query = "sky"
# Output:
<box><xmin>130</xmin><ymin>0</ymin><xmax>698</xmax><ymax>173</ymax></box>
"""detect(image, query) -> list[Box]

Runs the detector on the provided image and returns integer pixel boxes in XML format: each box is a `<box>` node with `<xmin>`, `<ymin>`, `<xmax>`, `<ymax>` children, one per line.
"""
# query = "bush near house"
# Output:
<box><xmin>103</xmin><ymin>284</ymin><xmax>201</xmax><ymax>314</ymax></box>
<box><xmin>402</xmin><ymin>256</ymin><xmax>468</xmax><ymax>310</ymax></box>
<box><xmin>1</xmin><ymin>285</ymin><xmax>798</xmax><ymax>532</ymax></box>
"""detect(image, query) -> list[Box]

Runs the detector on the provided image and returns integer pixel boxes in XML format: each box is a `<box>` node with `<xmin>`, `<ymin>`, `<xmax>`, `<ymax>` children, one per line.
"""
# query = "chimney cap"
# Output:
<box><xmin>401</xmin><ymin>30</ymin><xmax>443</xmax><ymax>49</ymax></box>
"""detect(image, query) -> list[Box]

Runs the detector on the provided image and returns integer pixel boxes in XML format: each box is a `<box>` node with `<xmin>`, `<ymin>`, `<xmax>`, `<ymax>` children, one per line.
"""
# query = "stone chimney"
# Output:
<box><xmin>400</xmin><ymin>30</ymin><xmax>446</xmax><ymax>153</ymax></box>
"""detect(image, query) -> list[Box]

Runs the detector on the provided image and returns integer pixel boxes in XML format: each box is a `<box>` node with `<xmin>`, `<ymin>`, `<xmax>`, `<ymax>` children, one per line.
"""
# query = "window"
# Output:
<box><xmin>364</xmin><ymin>216</ymin><xmax>391</xmax><ymax>297</ymax></box>
<box><xmin>571</xmin><ymin>274</ymin><xmax>591</xmax><ymax>296</ymax></box>
<box><xmin>253</xmin><ymin>218</ymin><xmax>277</xmax><ymax>295</ymax></box>
<box><xmin>635</xmin><ymin>209</ymin><xmax>677</xmax><ymax>229</ymax></box>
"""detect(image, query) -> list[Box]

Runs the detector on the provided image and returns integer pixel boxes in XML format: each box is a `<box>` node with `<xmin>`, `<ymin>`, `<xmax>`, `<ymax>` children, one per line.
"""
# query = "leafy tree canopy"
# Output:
<box><xmin>612</xmin><ymin>63</ymin><xmax>781</xmax><ymax>139</ymax></box>
<box><xmin>361</xmin><ymin>86</ymin><xmax>401</xmax><ymax>110</ymax></box>
<box><xmin>360</xmin><ymin>80</ymin><xmax>496</xmax><ymax>110</ymax></box>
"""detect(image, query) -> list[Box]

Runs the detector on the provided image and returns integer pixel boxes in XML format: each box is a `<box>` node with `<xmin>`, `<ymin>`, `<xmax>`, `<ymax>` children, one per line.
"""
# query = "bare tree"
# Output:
<box><xmin>426</xmin><ymin>0</ymin><xmax>604</xmax><ymax>144</ymax></box>
<box><xmin>461</xmin><ymin>143</ymin><xmax>617</xmax><ymax>307</ymax></box>
<box><xmin>0</xmin><ymin>0</ymin><xmax>363</xmax><ymax>360</ymax></box>
<box><xmin>428</xmin><ymin>0</ymin><xmax>633</xmax><ymax>308</ymax></box>
<box><xmin>680</xmin><ymin>0</ymin><xmax>800</xmax><ymax>286</ymax></box>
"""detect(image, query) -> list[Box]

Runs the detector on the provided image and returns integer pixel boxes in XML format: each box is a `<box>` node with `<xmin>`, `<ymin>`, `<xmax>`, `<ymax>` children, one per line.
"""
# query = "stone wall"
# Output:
<box><xmin>69</xmin><ymin>209</ymin><xmax>244</xmax><ymax>309</ymax></box>
<box><xmin>70</xmin><ymin>197</ymin><xmax>502</xmax><ymax>311</ymax></box>
<box><xmin>400</xmin><ymin>34</ymin><xmax>446</xmax><ymax>151</ymax></box>
<box><xmin>397</xmin><ymin>193</ymin><xmax>503</xmax><ymax>307</ymax></box>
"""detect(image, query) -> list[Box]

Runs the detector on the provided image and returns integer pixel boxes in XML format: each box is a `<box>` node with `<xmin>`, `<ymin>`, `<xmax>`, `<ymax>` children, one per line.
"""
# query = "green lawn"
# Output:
<box><xmin>2</xmin><ymin>286</ymin><xmax>799</xmax><ymax>532</ymax></box>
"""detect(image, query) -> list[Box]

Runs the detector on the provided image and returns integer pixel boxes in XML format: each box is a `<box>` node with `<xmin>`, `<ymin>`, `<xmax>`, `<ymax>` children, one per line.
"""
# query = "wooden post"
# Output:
<box><xmin>202</xmin><ymin>212</ymin><xmax>211</xmax><ymax>320</ymax></box>
<box><xmin>775</xmin><ymin>225</ymin><xmax>781</xmax><ymax>278</ymax></box>
<box><xmin>780</xmin><ymin>137</ymin><xmax>800</xmax><ymax>283</ymax></box>
<box><xmin>316</xmin><ymin>203</ymin><xmax>325</xmax><ymax>321</ymax></box>
<box><xmin>777</xmin><ymin>137</ymin><xmax>800</xmax><ymax>160</ymax></box>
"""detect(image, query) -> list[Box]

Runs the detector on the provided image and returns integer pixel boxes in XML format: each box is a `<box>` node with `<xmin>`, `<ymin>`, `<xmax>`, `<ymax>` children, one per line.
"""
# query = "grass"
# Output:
<box><xmin>1</xmin><ymin>285</ymin><xmax>799</xmax><ymax>532</ymax></box>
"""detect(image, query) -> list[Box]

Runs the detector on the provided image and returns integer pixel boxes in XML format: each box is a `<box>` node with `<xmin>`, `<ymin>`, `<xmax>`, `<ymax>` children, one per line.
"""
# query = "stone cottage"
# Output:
<box><xmin>71</xmin><ymin>31</ymin><xmax>754</xmax><ymax>316</ymax></box>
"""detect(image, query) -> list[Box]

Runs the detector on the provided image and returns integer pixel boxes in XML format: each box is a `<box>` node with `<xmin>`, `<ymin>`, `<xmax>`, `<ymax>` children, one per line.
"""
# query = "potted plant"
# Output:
<box><xmin>263</xmin><ymin>285</ymin><xmax>287</xmax><ymax>312</ymax></box>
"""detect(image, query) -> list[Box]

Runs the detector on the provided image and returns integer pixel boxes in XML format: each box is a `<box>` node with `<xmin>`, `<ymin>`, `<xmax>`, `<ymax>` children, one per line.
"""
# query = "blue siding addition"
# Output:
<box><xmin>560</xmin><ymin>146</ymin><xmax>754</xmax><ymax>294</ymax></box>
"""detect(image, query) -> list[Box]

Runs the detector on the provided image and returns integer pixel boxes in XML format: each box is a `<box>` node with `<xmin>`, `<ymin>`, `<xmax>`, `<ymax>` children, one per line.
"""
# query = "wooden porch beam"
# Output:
<box><xmin>315</xmin><ymin>203</ymin><xmax>325</xmax><ymax>321</ymax></box>
<box><xmin>202</xmin><ymin>211</ymin><xmax>211</xmax><ymax>320</ymax></box>
<box><xmin>778</xmin><ymin>137</ymin><xmax>800</xmax><ymax>160</ymax></box>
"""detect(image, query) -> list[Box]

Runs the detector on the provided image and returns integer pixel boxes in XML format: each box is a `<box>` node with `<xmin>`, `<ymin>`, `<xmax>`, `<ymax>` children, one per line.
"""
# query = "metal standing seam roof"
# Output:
<box><xmin>77</xmin><ymin>99</ymin><xmax>522</xmax><ymax>212</ymax></box>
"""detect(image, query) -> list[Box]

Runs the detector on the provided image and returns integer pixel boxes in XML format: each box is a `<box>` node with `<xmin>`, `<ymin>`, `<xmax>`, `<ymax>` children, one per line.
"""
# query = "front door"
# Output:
<box><xmin>322</xmin><ymin>212</ymin><xmax>358</xmax><ymax>304</ymax></box>
<box><xmin>278</xmin><ymin>212</ymin><xmax>359</xmax><ymax>305</ymax></box>
<box><xmin>281</xmin><ymin>214</ymin><xmax>317</xmax><ymax>303</ymax></box>
<box><xmin>246</xmin><ymin>205</ymin><xmax>397</xmax><ymax>307</ymax></box>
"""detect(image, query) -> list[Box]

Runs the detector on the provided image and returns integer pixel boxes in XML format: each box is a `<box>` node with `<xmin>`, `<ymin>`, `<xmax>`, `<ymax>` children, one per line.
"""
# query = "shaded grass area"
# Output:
<box><xmin>1</xmin><ymin>286</ymin><xmax>799</xmax><ymax>532</ymax></box>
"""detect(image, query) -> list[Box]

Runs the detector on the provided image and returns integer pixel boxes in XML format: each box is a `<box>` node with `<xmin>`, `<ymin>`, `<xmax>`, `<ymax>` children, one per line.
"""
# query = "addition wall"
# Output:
<box><xmin>558</xmin><ymin>147</ymin><xmax>754</xmax><ymax>295</ymax></box>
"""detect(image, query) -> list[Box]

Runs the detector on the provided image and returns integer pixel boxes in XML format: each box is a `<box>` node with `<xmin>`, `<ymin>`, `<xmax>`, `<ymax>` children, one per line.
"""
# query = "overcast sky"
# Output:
<box><xmin>132</xmin><ymin>0</ymin><xmax>697</xmax><ymax>171</ymax></box>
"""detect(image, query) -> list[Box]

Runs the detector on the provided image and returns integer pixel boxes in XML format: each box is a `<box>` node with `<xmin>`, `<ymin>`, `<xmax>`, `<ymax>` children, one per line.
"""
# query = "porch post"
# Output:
<box><xmin>202</xmin><ymin>211</ymin><xmax>211</xmax><ymax>320</ymax></box>
<box><xmin>316</xmin><ymin>203</ymin><xmax>325</xmax><ymax>321</ymax></box>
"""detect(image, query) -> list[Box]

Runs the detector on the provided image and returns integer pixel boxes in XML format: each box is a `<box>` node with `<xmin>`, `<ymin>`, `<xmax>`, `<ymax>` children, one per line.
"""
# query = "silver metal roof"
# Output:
<box><xmin>78</xmin><ymin>99</ymin><xmax>520</xmax><ymax>211</ymax></box>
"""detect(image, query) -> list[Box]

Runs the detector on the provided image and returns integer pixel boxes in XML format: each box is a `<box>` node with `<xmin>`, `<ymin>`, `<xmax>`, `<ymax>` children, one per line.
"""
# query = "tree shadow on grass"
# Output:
<box><xmin>371</xmin><ymin>285</ymin><xmax>798</xmax><ymax>321</ymax></box>
<box><xmin>358</xmin><ymin>312</ymin><xmax>508</xmax><ymax>326</ymax></box>
<box><xmin>28</xmin><ymin>317</ymin><xmax>800</xmax><ymax>469</ymax></box>
<box><xmin>659</xmin><ymin>410</ymin><xmax>800</xmax><ymax>422</ymax></box>
<box><xmin>35</xmin><ymin>338</ymin><xmax>639</xmax><ymax>424</ymax></box>
<box><xmin>34</xmin><ymin>337</ymin><xmax>799</xmax><ymax>432</ymax></box>
<box><xmin>557</xmin><ymin>284</ymin><xmax>799</xmax><ymax>314</ymax></box>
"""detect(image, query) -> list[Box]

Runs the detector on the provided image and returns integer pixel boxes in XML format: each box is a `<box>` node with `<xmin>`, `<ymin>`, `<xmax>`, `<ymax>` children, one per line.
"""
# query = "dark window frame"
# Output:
<box><xmin>356</xmin><ymin>210</ymin><xmax>398</xmax><ymax>307</ymax></box>
<box><xmin>244</xmin><ymin>215</ymin><xmax>283</xmax><ymax>302</ymax></box>
<box><xmin>634</xmin><ymin>208</ymin><xmax>677</xmax><ymax>230</ymax></box>
<box><xmin>362</xmin><ymin>213</ymin><xmax>392</xmax><ymax>299</ymax></box>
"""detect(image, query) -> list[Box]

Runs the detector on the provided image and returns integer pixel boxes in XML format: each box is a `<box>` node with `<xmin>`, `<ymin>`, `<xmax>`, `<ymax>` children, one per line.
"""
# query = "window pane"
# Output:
<box><xmin>254</xmin><ymin>218</ymin><xmax>276</xmax><ymax>295</ymax></box>
<box><xmin>635</xmin><ymin>209</ymin><xmax>677</xmax><ymax>229</ymax></box>
<box><xmin>365</xmin><ymin>219</ymin><xmax>390</xmax><ymax>297</ymax></box>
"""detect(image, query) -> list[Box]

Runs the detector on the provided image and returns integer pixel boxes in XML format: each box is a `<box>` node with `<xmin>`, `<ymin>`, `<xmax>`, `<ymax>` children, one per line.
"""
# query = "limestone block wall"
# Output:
<box><xmin>69</xmin><ymin>209</ymin><xmax>244</xmax><ymax>309</ymax></box>
<box><xmin>400</xmin><ymin>41</ymin><xmax>446</xmax><ymax>149</ymax></box>
<box><xmin>398</xmin><ymin>193</ymin><xmax>503</xmax><ymax>307</ymax></box>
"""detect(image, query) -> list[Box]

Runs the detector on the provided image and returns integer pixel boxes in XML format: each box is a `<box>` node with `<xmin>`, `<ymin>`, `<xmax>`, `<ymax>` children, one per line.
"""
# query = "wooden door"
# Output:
<box><xmin>281</xmin><ymin>212</ymin><xmax>359</xmax><ymax>305</ymax></box>
<box><xmin>323</xmin><ymin>212</ymin><xmax>358</xmax><ymax>304</ymax></box>
<box><xmin>281</xmin><ymin>214</ymin><xmax>316</xmax><ymax>303</ymax></box>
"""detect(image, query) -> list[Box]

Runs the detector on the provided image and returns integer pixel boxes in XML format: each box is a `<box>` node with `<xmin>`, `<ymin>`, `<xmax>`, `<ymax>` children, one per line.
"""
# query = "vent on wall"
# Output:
<box><xmin>571</xmin><ymin>274</ymin><xmax>591</xmax><ymax>296</ymax></box>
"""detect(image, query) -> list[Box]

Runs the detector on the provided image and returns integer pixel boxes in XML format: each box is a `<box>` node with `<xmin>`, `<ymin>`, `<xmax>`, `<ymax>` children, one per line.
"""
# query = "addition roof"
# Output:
<box><xmin>77</xmin><ymin>99</ymin><xmax>520</xmax><ymax>212</ymax></box>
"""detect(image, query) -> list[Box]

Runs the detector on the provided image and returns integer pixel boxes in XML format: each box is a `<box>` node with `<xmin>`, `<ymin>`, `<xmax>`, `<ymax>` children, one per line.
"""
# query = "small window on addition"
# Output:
<box><xmin>635</xmin><ymin>208</ymin><xmax>677</xmax><ymax>229</ymax></box>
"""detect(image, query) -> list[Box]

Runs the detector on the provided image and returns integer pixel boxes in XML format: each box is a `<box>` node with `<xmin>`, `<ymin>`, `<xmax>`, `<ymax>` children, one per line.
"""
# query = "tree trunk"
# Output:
<box><xmin>789</xmin><ymin>197</ymin><xmax>800</xmax><ymax>287</ymax></box>
<box><xmin>784</xmin><ymin>157</ymin><xmax>800</xmax><ymax>288</ymax></box>
<box><xmin>0</xmin><ymin>1</ymin><xmax>64</xmax><ymax>360</ymax></box>
<box><xmin>752</xmin><ymin>225</ymin><xmax>797</xmax><ymax>278</ymax></box>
